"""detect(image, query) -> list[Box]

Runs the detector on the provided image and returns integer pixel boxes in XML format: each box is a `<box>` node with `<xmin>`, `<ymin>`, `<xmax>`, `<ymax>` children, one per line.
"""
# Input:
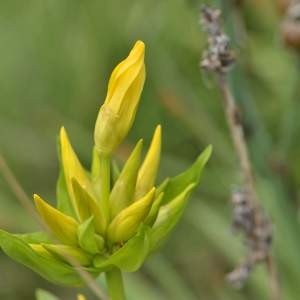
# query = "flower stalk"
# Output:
<box><xmin>106</xmin><ymin>267</ymin><xmax>126</xmax><ymax>300</ymax></box>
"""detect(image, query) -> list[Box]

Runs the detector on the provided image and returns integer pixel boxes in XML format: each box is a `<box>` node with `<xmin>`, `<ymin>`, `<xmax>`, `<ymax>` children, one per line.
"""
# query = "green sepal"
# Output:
<box><xmin>156</xmin><ymin>178</ymin><xmax>170</xmax><ymax>196</ymax></box>
<box><xmin>42</xmin><ymin>244</ymin><xmax>93</xmax><ymax>267</ymax></box>
<box><xmin>0</xmin><ymin>230</ymin><xmax>100</xmax><ymax>286</ymax></box>
<box><xmin>109</xmin><ymin>139</ymin><xmax>143</xmax><ymax>218</ymax></box>
<box><xmin>71</xmin><ymin>178</ymin><xmax>106</xmax><ymax>235</ymax></box>
<box><xmin>145</xmin><ymin>192</ymin><xmax>164</xmax><ymax>226</ymax></box>
<box><xmin>36</xmin><ymin>289</ymin><xmax>59</xmax><ymax>300</ymax></box>
<box><xmin>78</xmin><ymin>216</ymin><xmax>103</xmax><ymax>254</ymax></box>
<box><xmin>91</xmin><ymin>147</ymin><xmax>101</xmax><ymax>197</ymax></box>
<box><xmin>161</xmin><ymin>145</ymin><xmax>212</xmax><ymax>205</ymax></box>
<box><xmin>111</xmin><ymin>160</ymin><xmax>121</xmax><ymax>185</ymax></box>
<box><xmin>14</xmin><ymin>231</ymin><xmax>52</xmax><ymax>244</ymax></box>
<box><xmin>149</xmin><ymin>184</ymin><xmax>196</xmax><ymax>252</ymax></box>
<box><xmin>93</xmin><ymin>225</ymin><xmax>150</xmax><ymax>272</ymax></box>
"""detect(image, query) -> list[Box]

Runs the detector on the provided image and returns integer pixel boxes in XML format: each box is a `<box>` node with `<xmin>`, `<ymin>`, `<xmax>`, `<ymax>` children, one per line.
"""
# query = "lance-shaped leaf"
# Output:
<box><xmin>59</xmin><ymin>127</ymin><xmax>93</xmax><ymax>220</ymax></box>
<box><xmin>34</xmin><ymin>194</ymin><xmax>79</xmax><ymax>245</ymax></box>
<box><xmin>42</xmin><ymin>244</ymin><xmax>93</xmax><ymax>267</ymax></box>
<box><xmin>94</xmin><ymin>225</ymin><xmax>150</xmax><ymax>272</ymax></box>
<box><xmin>78</xmin><ymin>216</ymin><xmax>104</xmax><ymax>254</ymax></box>
<box><xmin>72</xmin><ymin>179</ymin><xmax>106</xmax><ymax>235</ymax></box>
<box><xmin>15</xmin><ymin>231</ymin><xmax>52</xmax><ymax>244</ymax></box>
<box><xmin>135</xmin><ymin>125</ymin><xmax>161</xmax><ymax>200</ymax></box>
<box><xmin>161</xmin><ymin>145</ymin><xmax>212</xmax><ymax>205</ymax></box>
<box><xmin>107</xmin><ymin>188</ymin><xmax>156</xmax><ymax>243</ymax></box>
<box><xmin>0</xmin><ymin>230</ymin><xmax>99</xmax><ymax>286</ymax></box>
<box><xmin>145</xmin><ymin>192</ymin><xmax>164</xmax><ymax>226</ymax></box>
<box><xmin>149</xmin><ymin>184</ymin><xmax>196</xmax><ymax>251</ymax></box>
<box><xmin>109</xmin><ymin>139</ymin><xmax>143</xmax><ymax>218</ymax></box>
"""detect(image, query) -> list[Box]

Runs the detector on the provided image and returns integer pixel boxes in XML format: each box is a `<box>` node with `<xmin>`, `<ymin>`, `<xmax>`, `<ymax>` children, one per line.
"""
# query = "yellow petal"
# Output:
<box><xmin>135</xmin><ymin>125</ymin><xmax>161</xmax><ymax>199</ymax></box>
<box><xmin>60</xmin><ymin>127</ymin><xmax>93</xmax><ymax>220</ymax></box>
<box><xmin>107</xmin><ymin>188</ymin><xmax>155</xmax><ymax>243</ymax></box>
<box><xmin>34</xmin><ymin>194</ymin><xmax>79</xmax><ymax>245</ymax></box>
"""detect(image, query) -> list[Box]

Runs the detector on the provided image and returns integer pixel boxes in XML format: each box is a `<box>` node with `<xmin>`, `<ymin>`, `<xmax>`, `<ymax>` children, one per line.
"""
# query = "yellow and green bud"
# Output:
<box><xmin>34</xmin><ymin>194</ymin><xmax>79</xmax><ymax>246</ymax></box>
<box><xmin>94</xmin><ymin>40</ymin><xmax>146</xmax><ymax>156</ymax></box>
<box><xmin>107</xmin><ymin>188</ymin><xmax>156</xmax><ymax>243</ymax></box>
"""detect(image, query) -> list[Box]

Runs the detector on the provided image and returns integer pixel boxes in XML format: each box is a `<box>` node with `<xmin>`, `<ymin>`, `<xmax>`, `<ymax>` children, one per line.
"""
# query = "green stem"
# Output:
<box><xmin>106</xmin><ymin>267</ymin><xmax>126</xmax><ymax>300</ymax></box>
<box><xmin>99</xmin><ymin>154</ymin><xmax>111</xmax><ymax>223</ymax></box>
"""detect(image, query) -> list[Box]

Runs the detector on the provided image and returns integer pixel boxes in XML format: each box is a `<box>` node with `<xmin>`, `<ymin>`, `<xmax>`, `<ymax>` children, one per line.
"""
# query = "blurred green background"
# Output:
<box><xmin>1</xmin><ymin>0</ymin><xmax>300</xmax><ymax>299</ymax></box>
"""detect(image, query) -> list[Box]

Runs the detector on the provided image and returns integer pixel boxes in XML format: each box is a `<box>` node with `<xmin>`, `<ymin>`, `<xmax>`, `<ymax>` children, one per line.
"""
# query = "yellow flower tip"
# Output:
<box><xmin>33</xmin><ymin>194</ymin><xmax>79</xmax><ymax>245</ymax></box>
<box><xmin>77</xmin><ymin>294</ymin><xmax>86</xmax><ymax>300</ymax></box>
<box><xmin>131</xmin><ymin>40</ymin><xmax>145</xmax><ymax>57</ymax></box>
<box><xmin>94</xmin><ymin>41</ymin><xmax>146</xmax><ymax>156</ymax></box>
<box><xmin>134</xmin><ymin>125</ymin><xmax>162</xmax><ymax>199</ymax></box>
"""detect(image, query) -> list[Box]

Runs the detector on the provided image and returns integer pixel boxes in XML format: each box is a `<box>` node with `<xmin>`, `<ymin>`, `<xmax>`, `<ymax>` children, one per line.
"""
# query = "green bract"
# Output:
<box><xmin>0</xmin><ymin>41</ymin><xmax>212</xmax><ymax>287</ymax></box>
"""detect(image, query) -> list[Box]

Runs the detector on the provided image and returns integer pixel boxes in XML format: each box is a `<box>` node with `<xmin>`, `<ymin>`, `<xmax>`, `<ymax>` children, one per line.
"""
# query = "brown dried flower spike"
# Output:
<box><xmin>200</xmin><ymin>6</ymin><xmax>235</xmax><ymax>74</ymax></box>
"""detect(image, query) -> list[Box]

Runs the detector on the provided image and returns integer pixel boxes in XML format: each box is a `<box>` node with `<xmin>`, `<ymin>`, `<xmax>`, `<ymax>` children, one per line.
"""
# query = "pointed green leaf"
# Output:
<box><xmin>14</xmin><ymin>231</ymin><xmax>52</xmax><ymax>244</ymax></box>
<box><xmin>150</xmin><ymin>184</ymin><xmax>195</xmax><ymax>252</ymax></box>
<box><xmin>93</xmin><ymin>226</ymin><xmax>150</xmax><ymax>272</ymax></box>
<box><xmin>161</xmin><ymin>145</ymin><xmax>212</xmax><ymax>205</ymax></box>
<box><xmin>145</xmin><ymin>192</ymin><xmax>164</xmax><ymax>226</ymax></box>
<box><xmin>42</xmin><ymin>244</ymin><xmax>93</xmax><ymax>267</ymax></box>
<box><xmin>0</xmin><ymin>230</ymin><xmax>100</xmax><ymax>286</ymax></box>
<box><xmin>109</xmin><ymin>139</ymin><xmax>143</xmax><ymax>218</ymax></box>
<box><xmin>78</xmin><ymin>217</ymin><xmax>103</xmax><ymax>254</ymax></box>
<box><xmin>111</xmin><ymin>160</ymin><xmax>121</xmax><ymax>185</ymax></box>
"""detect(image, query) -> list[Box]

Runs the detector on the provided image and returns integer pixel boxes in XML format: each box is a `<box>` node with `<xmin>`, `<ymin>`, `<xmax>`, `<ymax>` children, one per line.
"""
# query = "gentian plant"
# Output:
<box><xmin>0</xmin><ymin>41</ymin><xmax>211</xmax><ymax>300</ymax></box>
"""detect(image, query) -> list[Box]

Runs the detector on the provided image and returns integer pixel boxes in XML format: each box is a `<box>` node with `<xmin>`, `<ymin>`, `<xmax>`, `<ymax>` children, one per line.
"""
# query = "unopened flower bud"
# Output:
<box><xmin>94</xmin><ymin>41</ymin><xmax>146</xmax><ymax>156</ymax></box>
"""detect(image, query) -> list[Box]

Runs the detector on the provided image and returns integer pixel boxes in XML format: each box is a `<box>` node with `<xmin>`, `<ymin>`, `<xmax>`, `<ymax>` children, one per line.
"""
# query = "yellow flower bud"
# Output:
<box><xmin>107</xmin><ymin>188</ymin><xmax>155</xmax><ymax>243</ymax></box>
<box><xmin>34</xmin><ymin>194</ymin><xmax>79</xmax><ymax>245</ymax></box>
<box><xmin>94</xmin><ymin>41</ymin><xmax>146</xmax><ymax>156</ymax></box>
<box><xmin>135</xmin><ymin>125</ymin><xmax>161</xmax><ymax>199</ymax></box>
<box><xmin>60</xmin><ymin>127</ymin><xmax>93</xmax><ymax>220</ymax></box>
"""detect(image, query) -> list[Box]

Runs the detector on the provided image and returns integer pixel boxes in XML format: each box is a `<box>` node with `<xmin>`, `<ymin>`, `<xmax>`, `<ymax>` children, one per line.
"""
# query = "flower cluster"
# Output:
<box><xmin>0</xmin><ymin>41</ymin><xmax>211</xmax><ymax>286</ymax></box>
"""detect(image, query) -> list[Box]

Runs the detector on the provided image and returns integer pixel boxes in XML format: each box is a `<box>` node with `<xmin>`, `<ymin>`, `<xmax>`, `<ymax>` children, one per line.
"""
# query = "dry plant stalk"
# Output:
<box><xmin>200</xmin><ymin>6</ymin><xmax>281</xmax><ymax>300</ymax></box>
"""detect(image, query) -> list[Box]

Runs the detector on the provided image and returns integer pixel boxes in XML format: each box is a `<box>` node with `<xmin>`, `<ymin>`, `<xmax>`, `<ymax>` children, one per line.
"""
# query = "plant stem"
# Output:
<box><xmin>217</xmin><ymin>74</ymin><xmax>281</xmax><ymax>300</ymax></box>
<box><xmin>106</xmin><ymin>268</ymin><xmax>126</xmax><ymax>300</ymax></box>
<box><xmin>99</xmin><ymin>154</ymin><xmax>111</xmax><ymax>223</ymax></box>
